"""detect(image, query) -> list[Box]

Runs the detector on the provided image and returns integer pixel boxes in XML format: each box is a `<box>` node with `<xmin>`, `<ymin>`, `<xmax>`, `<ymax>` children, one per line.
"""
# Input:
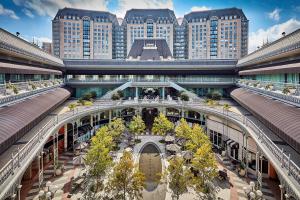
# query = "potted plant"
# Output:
<box><xmin>265</xmin><ymin>83</ymin><xmax>273</xmax><ymax>91</ymax></box>
<box><xmin>282</xmin><ymin>87</ymin><xmax>290</xmax><ymax>95</ymax></box>
<box><xmin>5</xmin><ymin>81</ymin><xmax>14</xmax><ymax>95</ymax></box>
<box><xmin>179</xmin><ymin>92</ymin><xmax>189</xmax><ymax>101</ymax></box>
<box><xmin>239</xmin><ymin>163</ymin><xmax>246</xmax><ymax>177</ymax></box>
<box><xmin>55</xmin><ymin>163</ymin><xmax>64</xmax><ymax>176</ymax></box>
<box><xmin>253</xmin><ymin>82</ymin><xmax>258</xmax><ymax>87</ymax></box>
<box><xmin>111</xmin><ymin>93</ymin><xmax>120</xmax><ymax>100</ymax></box>
<box><xmin>288</xmin><ymin>86</ymin><xmax>296</xmax><ymax>94</ymax></box>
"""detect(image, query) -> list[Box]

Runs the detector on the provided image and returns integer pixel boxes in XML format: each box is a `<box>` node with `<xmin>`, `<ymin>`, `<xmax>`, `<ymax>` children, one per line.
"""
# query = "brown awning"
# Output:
<box><xmin>0</xmin><ymin>62</ymin><xmax>62</xmax><ymax>75</ymax></box>
<box><xmin>239</xmin><ymin>62</ymin><xmax>300</xmax><ymax>75</ymax></box>
<box><xmin>0</xmin><ymin>88</ymin><xmax>70</xmax><ymax>154</ymax></box>
<box><xmin>231</xmin><ymin>88</ymin><xmax>300</xmax><ymax>153</ymax></box>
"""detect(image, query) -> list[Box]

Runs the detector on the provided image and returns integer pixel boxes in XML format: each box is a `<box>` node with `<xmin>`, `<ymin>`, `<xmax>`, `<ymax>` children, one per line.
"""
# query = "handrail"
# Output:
<box><xmin>0</xmin><ymin>100</ymin><xmax>299</xmax><ymax>199</ymax></box>
<box><xmin>0</xmin><ymin>83</ymin><xmax>65</xmax><ymax>106</ymax></box>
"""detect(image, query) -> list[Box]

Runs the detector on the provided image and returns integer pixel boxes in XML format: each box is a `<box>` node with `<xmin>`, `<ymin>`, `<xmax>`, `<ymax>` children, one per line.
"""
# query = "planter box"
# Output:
<box><xmin>289</xmin><ymin>89</ymin><xmax>296</xmax><ymax>94</ymax></box>
<box><xmin>5</xmin><ymin>89</ymin><xmax>14</xmax><ymax>95</ymax></box>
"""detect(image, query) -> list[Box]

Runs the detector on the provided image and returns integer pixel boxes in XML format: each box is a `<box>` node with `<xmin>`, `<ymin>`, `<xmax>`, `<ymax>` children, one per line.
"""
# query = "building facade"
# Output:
<box><xmin>52</xmin><ymin>8</ymin><xmax>118</xmax><ymax>59</ymax></box>
<box><xmin>41</xmin><ymin>42</ymin><xmax>52</xmax><ymax>55</ymax></box>
<box><xmin>183</xmin><ymin>8</ymin><xmax>248</xmax><ymax>59</ymax></box>
<box><xmin>52</xmin><ymin>7</ymin><xmax>248</xmax><ymax>60</ymax></box>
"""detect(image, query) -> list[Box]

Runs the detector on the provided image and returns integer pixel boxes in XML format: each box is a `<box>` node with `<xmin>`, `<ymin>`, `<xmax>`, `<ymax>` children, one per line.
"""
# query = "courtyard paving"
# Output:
<box><xmin>22</xmin><ymin>135</ymin><xmax>280</xmax><ymax>200</ymax></box>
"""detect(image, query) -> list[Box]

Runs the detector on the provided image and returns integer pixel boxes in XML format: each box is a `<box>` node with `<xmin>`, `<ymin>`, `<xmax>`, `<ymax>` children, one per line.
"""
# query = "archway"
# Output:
<box><xmin>142</xmin><ymin>108</ymin><xmax>159</xmax><ymax>130</ymax></box>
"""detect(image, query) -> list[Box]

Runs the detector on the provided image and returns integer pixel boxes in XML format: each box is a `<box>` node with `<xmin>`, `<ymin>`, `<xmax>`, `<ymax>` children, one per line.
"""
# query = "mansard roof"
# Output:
<box><xmin>184</xmin><ymin>7</ymin><xmax>247</xmax><ymax>22</ymax></box>
<box><xmin>123</xmin><ymin>9</ymin><xmax>177</xmax><ymax>24</ymax></box>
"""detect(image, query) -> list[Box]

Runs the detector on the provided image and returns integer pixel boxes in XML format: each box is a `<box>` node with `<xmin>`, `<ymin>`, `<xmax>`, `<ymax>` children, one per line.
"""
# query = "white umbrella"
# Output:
<box><xmin>165</xmin><ymin>135</ymin><xmax>175</xmax><ymax>143</ymax></box>
<box><xmin>166</xmin><ymin>144</ymin><xmax>181</xmax><ymax>153</ymax></box>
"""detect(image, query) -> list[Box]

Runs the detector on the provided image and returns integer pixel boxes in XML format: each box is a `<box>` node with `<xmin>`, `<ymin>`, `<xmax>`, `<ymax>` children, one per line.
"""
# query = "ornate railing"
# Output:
<box><xmin>0</xmin><ymin>100</ymin><xmax>299</xmax><ymax>199</ymax></box>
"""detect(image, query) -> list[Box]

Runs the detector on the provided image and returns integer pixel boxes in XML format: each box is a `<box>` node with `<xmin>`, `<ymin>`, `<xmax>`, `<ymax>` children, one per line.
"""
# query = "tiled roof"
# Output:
<box><xmin>231</xmin><ymin>88</ymin><xmax>300</xmax><ymax>154</ymax></box>
<box><xmin>128</xmin><ymin>39</ymin><xmax>172</xmax><ymax>59</ymax></box>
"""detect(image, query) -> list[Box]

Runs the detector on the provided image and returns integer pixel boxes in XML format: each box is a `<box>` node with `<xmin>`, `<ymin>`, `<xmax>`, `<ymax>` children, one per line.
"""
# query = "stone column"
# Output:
<box><xmin>90</xmin><ymin>115</ymin><xmax>94</xmax><ymax>127</ymax></box>
<box><xmin>279</xmin><ymin>185</ymin><xmax>284</xmax><ymax>200</ymax></box>
<box><xmin>109</xmin><ymin>110</ymin><xmax>112</xmax><ymax>122</ymax></box>
<box><xmin>181</xmin><ymin>109</ymin><xmax>185</xmax><ymax>118</ymax></box>
<box><xmin>17</xmin><ymin>185</ymin><xmax>22</xmax><ymax>200</ymax></box>
<box><xmin>162</xmin><ymin>87</ymin><xmax>165</xmax><ymax>100</ymax></box>
<box><xmin>64</xmin><ymin>124</ymin><xmax>68</xmax><ymax>151</ymax></box>
<box><xmin>135</xmin><ymin>87</ymin><xmax>138</xmax><ymax>99</ymax></box>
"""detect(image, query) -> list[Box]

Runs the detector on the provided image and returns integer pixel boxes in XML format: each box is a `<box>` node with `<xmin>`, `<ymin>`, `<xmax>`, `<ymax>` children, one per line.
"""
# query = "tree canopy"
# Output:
<box><xmin>152</xmin><ymin>113</ymin><xmax>174</xmax><ymax>135</ymax></box>
<box><xmin>175</xmin><ymin>118</ymin><xmax>192</xmax><ymax>139</ymax></box>
<box><xmin>167</xmin><ymin>155</ymin><xmax>192</xmax><ymax>200</ymax></box>
<box><xmin>105</xmin><ymin>150</ymin><xmax>145</xmax><ymax>200</ymax></box>
<box><xmin>107</xmin><ymin>118</ymin><xmax>125</xmax><ymax>140</ymax></box>
<box><xmin>185</xmin><ymin>124</ymin><xmax>209</xmax><ymax>152</ymax></box>
<box><xmin>129</xmin><ymin>115</ymin><xmax>146</xmax><ymax>136</ymax></box>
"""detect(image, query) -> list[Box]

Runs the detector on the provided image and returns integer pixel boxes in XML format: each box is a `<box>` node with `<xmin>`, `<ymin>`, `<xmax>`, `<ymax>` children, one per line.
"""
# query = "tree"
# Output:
<box><xmin>191</xmin><ymin>143</ymin><xmax>218</xmax><ymax>199</ymax></box>
<box><xmin>68</xmin><ymin>103</ymin><xmax>77</xmax><ymax>111</ymax></box>
<box><xmin>175</xmin><ymin>118</ymin><xmax>192</xmax><ymax>139</ymax></box>
<box><xmin>152</xmin><ymin>113</ymin><xmax>174</xmax><ymax>135</ymax></box>
<box><xmin>129</xmin><ymin>115</ymin><xmax>146</xmax><ymax>138</ymax></box>
<box><xmin>223</xmin><ymin>103</ymin><xmax>231</xmax><ymax>111</ymax></box>
<box><xmin>107</xmin><ymin>118</ymin><xmax>125</xmax><ymax>141</ymax></box>
<box><xmin>105</xmin><ymin>151</ymin><xmax>145</xmax><ymax>200</ymax></box>
<box><xmin>167</xmin><ymin>156</ymin><xmax>192</xmax><ymax>200</ymax></box>
<box><xmin>185</xmin><ymin>124</ymin><xmax>209</xmax><ymax>153</ymax></box>
<box><xmin>85</xmin><ymin>126</ymin><xmax>114</xmax><ymax>195</ymax></box>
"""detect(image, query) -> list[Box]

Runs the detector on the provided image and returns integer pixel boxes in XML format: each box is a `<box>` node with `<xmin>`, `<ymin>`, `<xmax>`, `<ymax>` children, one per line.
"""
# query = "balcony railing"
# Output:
<box><xmin>0</xmin><ymin>79</ymin><xmax>64</xmax><ymax>106</ymax></box>
<box><xmin>66</xmin><ymin>77</ymin><xmax>236</xmax><ymax>84</ymax></box>
<box><xmin>0</xmin><ymin>100</ymin><xmax>300</xmax><ymax>199</ymax></box>
<box><xmin>236</xmin><ymin>79</ymin><xmax>300</xmax><ymax>106</ymax></box>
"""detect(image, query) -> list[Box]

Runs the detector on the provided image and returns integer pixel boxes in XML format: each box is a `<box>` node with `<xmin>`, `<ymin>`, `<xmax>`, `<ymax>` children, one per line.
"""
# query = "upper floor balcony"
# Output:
<box><xmin>65</xmin><ymin>75</ymin><xmax>236</xmax><ymax>86</ymax></box>
<box><xmin>236</xmin><ymin>79</ymin><xmax>300</xmax><ymax>106</ymax></box>
<box><xmin>0</xmin><ymin>79</ymin><xmax>64</xmax><ymax>106</ymax></box>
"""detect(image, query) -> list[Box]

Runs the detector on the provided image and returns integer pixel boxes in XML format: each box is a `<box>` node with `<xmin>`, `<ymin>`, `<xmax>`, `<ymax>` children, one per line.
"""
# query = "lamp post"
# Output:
<box><xmin>243</xmin><ymin>181</ymin><xmax>263</xmax><ymax>200</ymax></box>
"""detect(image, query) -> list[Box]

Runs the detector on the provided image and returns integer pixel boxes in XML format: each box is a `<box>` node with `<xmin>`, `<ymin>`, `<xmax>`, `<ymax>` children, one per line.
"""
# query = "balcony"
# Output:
<box><xmin>66</xmin><ymin>76</ymin><xmax>236</xmax><ymax>86</ymax></box>
<box><xmin>0</xmin><ymin>79</ymin><xmax>64</xmax><ymax>106</ymax></box>
<box><xmin>236</xmin><ymin>79</ymin><xmax>300</xmax><ymax>106</ymax></box>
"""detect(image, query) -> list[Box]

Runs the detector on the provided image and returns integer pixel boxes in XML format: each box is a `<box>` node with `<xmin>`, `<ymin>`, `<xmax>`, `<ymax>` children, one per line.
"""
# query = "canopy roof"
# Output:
<box><xmin>0</xmin><ymin>62</ymin><xmax>62</xmax><ymax>75</ymax></box>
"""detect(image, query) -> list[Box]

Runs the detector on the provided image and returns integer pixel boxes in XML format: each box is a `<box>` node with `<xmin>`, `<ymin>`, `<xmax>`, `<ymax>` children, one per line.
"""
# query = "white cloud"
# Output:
<box><xmin>23</xmin><ymin>8</ymin><xmax>34</xmax><ymax>18</ymax></box>
<box><xmin>249</xmin><ymin>18</ymin><xmax>300</xmax><ymax>53</ymax></box>
<box><xmin>0</xmin><ymin>4</ymin><xmax>19</xmax><ymax>19</ymax></box>
<box><xmin>12</xmin><ymin>0</ymin><xmax>109</xmax><ymax>18</ymax></box>
<box><xmin>115</xmin><ymin>0</ymin><xmax>174</xmax><ymax>18</ymax></box>
<box><xmin>190</xmin><ymin>6</ymin><xmax>211</xmax><ymax>12</ymax></box>
<box><xmin>268</xmin><ymin>8</ymin><xmax>281</xmax><ymax>21</ymax></box>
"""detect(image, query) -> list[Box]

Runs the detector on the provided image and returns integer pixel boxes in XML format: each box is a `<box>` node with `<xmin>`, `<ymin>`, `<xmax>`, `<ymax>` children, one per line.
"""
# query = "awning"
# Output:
<box><xmin>226</xmin><ymin>139</ymin><xmax>239</xmax><ymax>149</ymax></box>
<box><xmin>0</xmin><ymin>62</ymin><xmax>62</xmax><ymax>75</ymax></box>
<box><xmin>239</xmin><ymin>62</ymin><xmax>300</xmax><ymax>75</ymax></box>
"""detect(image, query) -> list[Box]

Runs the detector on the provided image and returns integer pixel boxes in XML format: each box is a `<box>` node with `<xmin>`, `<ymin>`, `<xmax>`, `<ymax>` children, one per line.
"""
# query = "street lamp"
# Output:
<box><xmin>243</xmin><ymin>181</ymin><xmax>263</xmax><ymax>200</ymax></box>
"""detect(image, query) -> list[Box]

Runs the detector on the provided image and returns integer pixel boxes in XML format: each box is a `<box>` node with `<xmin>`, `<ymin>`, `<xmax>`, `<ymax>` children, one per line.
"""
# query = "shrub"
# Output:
<box><xmin>282</xmin><ymin>87</ymin><xmax>290</xmax><ymax>95</ymax></box>
<box><xmin>180</xmin><ymin>92</ymin><xmax>189</xmax><ymax>101</ymax></box>
<box><xmin>83</xmin><ymin>92</ymin><xmax>93</xmax><ymax>101</ymax></box>
<box><xmin>90</xmin><ymin>91</ymin><xmax>97</xmax><ymax>99</ymax></box>
<box><xmin>211</xmin><ymin>92</ymin><xmax>221</xmax><ymax>101</ymax></box>
<box><xmin>68</xmin><ymin>103</ymin><xmax>77</xmax><ymax>110</ymax></box>
<box><xmin>116</xmin><ymin>90</ymin><xmax>124</xmax><ymax>98</ymax></box>
<box><xmin>83</xmin><ymin>100</ymin><xmax>93</xmax><ymax>106</ymax></box>
<box><xmin>111</xmin><ymin>93</ymin><xmax>120</xmax><ymax>100</ymax></box>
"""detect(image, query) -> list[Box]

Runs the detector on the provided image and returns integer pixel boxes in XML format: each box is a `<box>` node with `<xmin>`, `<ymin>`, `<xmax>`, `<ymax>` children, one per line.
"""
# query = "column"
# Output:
<box><xmin>72</xmin><ymin>123</ymin><xmax>75</xmax><ymax>153</ymax></box>
<box><xmin>17</xmin><ymin>185</ymin><xmax>22</xmax><ymax>200</ymax></box>
<box><xmin>90</xmin><ymin>115</ymin><xmax>93</xmax><ymax>127</ymax></box>
<box><xmin>64</xmin><ymin>124</ymin><xmax>67</xmax><ymax>151</ymax></box>
<box><xmin>135</xmin><ymin>87</ymin><xmax>138</xmax><ymax>99</ymax></box>
<box><xmin>109</xmin><ymin>110</ymin><xmax>112</xmax><ymax>122</ymax></box>
<box><xmin>181</xmin><ymin>109</ymin><xmax>184</xmax><ymax>118</ymax></box>
<box><xmin>279</xmin><ymin>185</ymin><xmax>284</xmax><ymax>200</ymax></box>
<box><xmin>162</xmin><ymin>87</ymin><xmax>165</xmax><ymax>100</ymax></box>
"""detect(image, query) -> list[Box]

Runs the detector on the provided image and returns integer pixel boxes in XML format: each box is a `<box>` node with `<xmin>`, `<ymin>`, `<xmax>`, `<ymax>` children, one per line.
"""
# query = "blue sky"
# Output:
<box><xmin>0</xmin><ymin>0</ymin><xmax>300</xmax><ymax>52</ymax></box>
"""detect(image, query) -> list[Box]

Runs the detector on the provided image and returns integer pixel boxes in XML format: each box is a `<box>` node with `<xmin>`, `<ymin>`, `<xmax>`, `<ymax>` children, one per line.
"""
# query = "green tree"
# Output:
<box><xmin>167</xmin><ymin>156</ymin><xmax>192</xmax><ymax>200</ymax></box>
<box><xmin>175</xmin><ymin>118</ymin><xmax>192</xmax><ymax>139</ymax></box>
<box><xmin>129</xmin><ymin>115</ymin><xmax>146</xmax><ymax>138</ymax></box>
<box><xmin>185</xmin><ymin>124</ymin><xmax>209</xmax><ymax>152</ymax></box>
<box><xmin>107</xmin><ymin>118</ymin><xmax>125</xmax><ymax>141</ymax></box>
<box><xmin>105</xmin><ymin>151</ymin><xmax>145</xmax><ymax>200</ymax></box>
<box><xmin>85</xmin><ymin>126</ymin><xmax>114</xmax><ymax>194</ymax></box>
<box><xmin>152</xmin><ymin>113</ymin><xmax>174</xmax><ymax>135</ymax></box>
<box><xmin>68</xmin><ymin>103</ymin><xmax>77</xmax><ymax>111</ymax></box>
<box><xmin>191</xmin><ymin>143</ymin><xmax>218</xmax><ymax>199</ymax></box>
